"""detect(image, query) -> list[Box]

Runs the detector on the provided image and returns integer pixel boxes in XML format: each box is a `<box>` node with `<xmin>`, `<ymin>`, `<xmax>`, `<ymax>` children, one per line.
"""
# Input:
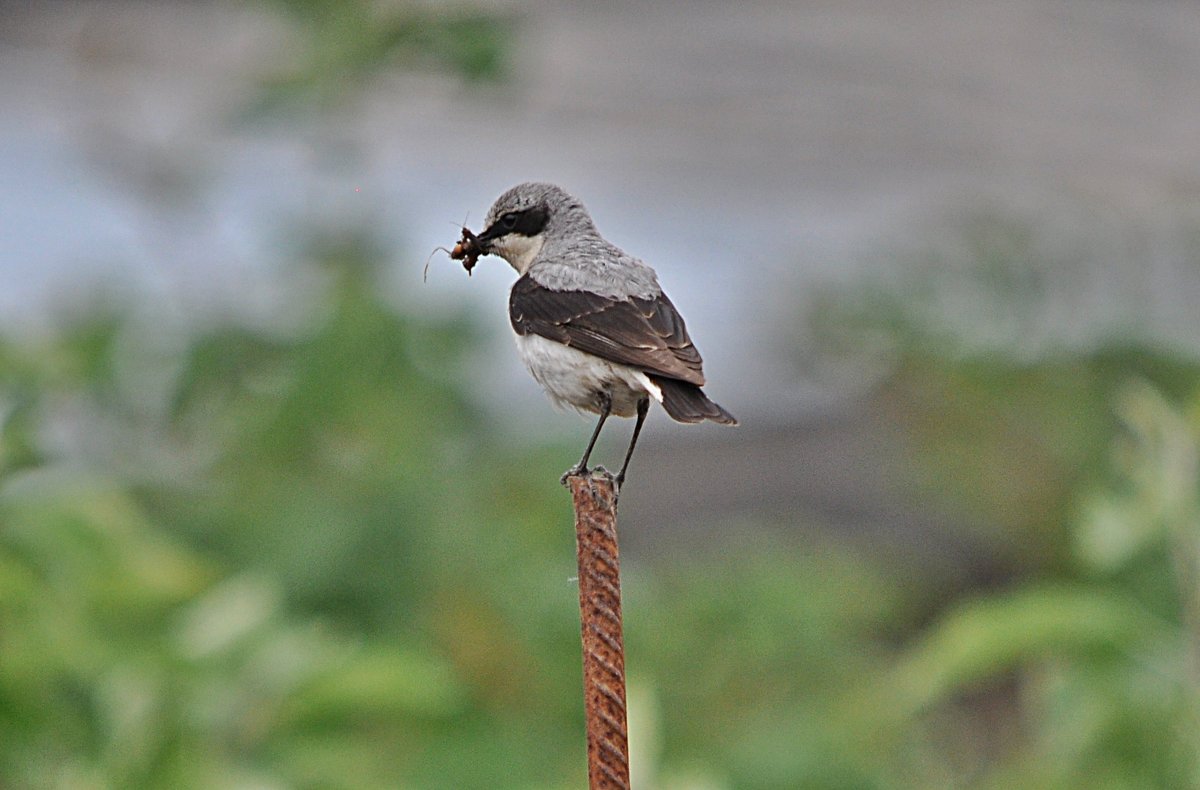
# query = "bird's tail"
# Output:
<box><xmin>650</xmin><ymin>376</ymin><xmax>738</xmax><ymax>425</ymax></box>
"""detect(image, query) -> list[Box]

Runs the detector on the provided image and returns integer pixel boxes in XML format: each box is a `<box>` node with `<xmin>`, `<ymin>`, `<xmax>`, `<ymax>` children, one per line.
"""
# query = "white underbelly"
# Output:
<box><xmin>514</xmin><ymin>333</ymin><xmax>662</xmax><ymax>417</ymax></box>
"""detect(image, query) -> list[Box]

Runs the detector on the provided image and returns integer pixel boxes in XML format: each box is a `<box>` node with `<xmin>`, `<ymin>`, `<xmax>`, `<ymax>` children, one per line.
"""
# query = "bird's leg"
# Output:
<box><xmin>615</xmin><ymin>396</ymin><xmax>649</xmax><ymax>490</ymax></box>
<box><xmin>562</xmin><ymin>392</ymin><xmax>612</xmax><ymax>483</ymax></box>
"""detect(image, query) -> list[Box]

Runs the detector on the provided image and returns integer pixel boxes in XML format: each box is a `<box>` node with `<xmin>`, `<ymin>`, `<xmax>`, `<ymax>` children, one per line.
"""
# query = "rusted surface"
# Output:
<box><xmin>567</xmin><ymin>470</ymin><xmax>631</xmax><ymax>790</ymax></box>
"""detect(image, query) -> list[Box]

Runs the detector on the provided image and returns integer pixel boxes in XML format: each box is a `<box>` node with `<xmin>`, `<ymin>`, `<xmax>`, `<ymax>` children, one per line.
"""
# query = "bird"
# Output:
<box><xmin>469</xmin><ymin>182</ymin><xmax>737</xmax><ymax>488</ymax></box>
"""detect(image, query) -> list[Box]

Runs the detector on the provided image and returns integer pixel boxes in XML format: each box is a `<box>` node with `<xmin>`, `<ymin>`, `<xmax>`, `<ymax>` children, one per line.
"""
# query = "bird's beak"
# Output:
<box><xmin>473</xmin><ymin>224</ymin><xmax>501</xmax><ymax>250</ymax></box>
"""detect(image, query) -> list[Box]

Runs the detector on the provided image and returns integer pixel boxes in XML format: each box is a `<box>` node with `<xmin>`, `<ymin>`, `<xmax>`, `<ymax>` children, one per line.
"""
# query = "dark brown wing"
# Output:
<box><xmin>509</xmin><ymin>274</ymin><xmax>705</xmax><ymax>386</ymax></box>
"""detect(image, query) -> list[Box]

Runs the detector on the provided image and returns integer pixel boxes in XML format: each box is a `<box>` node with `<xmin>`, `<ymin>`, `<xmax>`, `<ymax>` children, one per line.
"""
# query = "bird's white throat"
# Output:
<box><xmin>491</xmin><ymin>233</ymin><xmax>545</xmax><ymax>274</ymax></box>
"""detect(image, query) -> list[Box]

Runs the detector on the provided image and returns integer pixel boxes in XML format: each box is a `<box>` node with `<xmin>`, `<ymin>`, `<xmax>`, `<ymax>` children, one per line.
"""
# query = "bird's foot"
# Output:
<box><xmin>560</xmin><ymin>465</ymin><xmax>615</xmax><ymax>487</ymax></box>
<box><xmin>560</xmin><ymin>465</ymin><xmax>588</xmax><ymax>486</ymax></box>
<box><xmin>612</xmin><ymin>470</ymin><xmax>633</xmax><ymax>506</ymax></box>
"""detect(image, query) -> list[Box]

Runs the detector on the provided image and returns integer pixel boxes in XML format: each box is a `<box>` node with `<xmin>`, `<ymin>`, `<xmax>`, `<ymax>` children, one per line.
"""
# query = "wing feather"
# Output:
<box><xmin>509</xmin><ymin>274</ymin><xmax>706</xmax><ymax>386</ymax></box>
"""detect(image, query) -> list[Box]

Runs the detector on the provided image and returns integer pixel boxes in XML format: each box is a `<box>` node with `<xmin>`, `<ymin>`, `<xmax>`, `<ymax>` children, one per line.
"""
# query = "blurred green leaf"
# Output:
<box><xmin>247</xmin><ymin>0</ymin><xmax>510</xmax><ymax>116</ymax></box>
<box><xmin>286</xmin><ymin>645</ymin><xmax>467</xmax><ymax>723</ymax></box>
<box><xmin>891</xmin><ymin>584</ymin><xmax>1173</xmax><ymax>716</ymax></box>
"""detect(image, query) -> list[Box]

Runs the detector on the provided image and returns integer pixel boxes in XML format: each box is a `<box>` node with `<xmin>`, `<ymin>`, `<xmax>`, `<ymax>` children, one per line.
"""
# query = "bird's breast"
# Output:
<box><xmin>513</xmin><ymin>334</ymin><xmax>652</xmax><ymax>417</ymax></box>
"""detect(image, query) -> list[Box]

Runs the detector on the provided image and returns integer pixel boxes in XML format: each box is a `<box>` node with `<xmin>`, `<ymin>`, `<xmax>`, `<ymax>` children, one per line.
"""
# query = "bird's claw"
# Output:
<box><xmin>560</xmin><ymin>466</ymin><xmax>588</xmax><ymax>486</ymax></box>
<box><xmin>561</xmin><ymin>465</ymin><xmax>618</xmax><ymax>487</ymax></box>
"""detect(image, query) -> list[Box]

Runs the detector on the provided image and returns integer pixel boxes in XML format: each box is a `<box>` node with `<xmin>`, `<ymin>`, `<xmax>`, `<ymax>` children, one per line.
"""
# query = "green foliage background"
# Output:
<box><xmin>3</xmin><ymin>3</ymin><xmax>1200</xmax><ymax>788</ymax></box>
<box><xmin>5</xmin><ymin>227</ymin><xmax>1200</xmax><ymax>789</ymax></box>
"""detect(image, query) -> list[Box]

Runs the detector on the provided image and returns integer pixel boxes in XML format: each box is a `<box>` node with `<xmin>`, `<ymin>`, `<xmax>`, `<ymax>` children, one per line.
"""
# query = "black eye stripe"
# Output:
<box><xmin>513</xmin><ymin>206</ymin><xmax>548</xmax><ymax>236</ymax></box>
<box><xmin>495</xmin><ymin>206</ymin><xmax>548</xmax><ymax>235</ymax></box>
<box><xmin>481</xmin><ymin>205</ymin><xmax>550</xmax><ymax>241</ymax></box>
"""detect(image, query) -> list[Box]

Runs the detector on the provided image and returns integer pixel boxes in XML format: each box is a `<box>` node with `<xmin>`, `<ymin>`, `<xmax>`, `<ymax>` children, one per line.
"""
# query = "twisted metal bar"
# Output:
<box><xmin>567</xmin><ymin>470</ymin><xmax>630</xmax><ymax>790</ymax></box>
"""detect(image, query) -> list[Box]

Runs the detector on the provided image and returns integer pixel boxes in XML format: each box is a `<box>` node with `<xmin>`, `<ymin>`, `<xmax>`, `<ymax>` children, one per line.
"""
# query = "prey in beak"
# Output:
<box><xmin>450</xmin><ymin>226</ymin><xmax>487</xmax><ymax>275</ymax></box>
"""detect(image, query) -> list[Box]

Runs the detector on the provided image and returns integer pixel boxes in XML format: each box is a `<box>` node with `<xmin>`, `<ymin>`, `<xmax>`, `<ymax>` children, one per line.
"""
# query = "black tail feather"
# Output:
<box><xmin>650</xmin><ymin>376</ymin><xmax>738</xmax><ymax>425</ymax></box>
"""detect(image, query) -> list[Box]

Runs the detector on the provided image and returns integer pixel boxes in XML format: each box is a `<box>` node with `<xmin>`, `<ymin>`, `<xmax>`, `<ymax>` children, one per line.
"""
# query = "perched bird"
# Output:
<box><xmin>470</xmin><ymin>182</ymin><xmax>737</xmax><ymax>487</ymax></box>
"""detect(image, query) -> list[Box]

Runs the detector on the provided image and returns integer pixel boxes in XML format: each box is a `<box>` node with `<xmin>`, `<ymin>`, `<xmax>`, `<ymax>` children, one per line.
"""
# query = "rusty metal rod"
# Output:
<box><xmin>566</xmin><ymin>470</ymin><xmax>631</xmax><ymax>790</ymax></box>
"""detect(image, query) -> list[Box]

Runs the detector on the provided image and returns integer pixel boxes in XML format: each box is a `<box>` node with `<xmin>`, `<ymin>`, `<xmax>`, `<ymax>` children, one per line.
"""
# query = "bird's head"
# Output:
<box><xmin>476</xmin><ymin>182</ymin><xmax>594</xmax><ymax>273</ymax></box>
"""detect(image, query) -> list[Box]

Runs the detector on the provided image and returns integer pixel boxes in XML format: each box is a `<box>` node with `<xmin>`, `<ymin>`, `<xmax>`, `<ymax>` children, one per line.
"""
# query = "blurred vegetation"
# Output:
<box><xmin>0</xmin><ymin>237</ymin><xmax>580</xmax><ymax>788</ymax></box>
<box><xmin>250</xmin><ymin>0</ymin><xmax>510</xmax><ymax>115</ymax></box>
<box><xmin>5</xmin><ymin>212</ymin><xmax>1200</xmax><ymax>788</ymax></box>
<box><xmin>4</xmin><ymin>2</ymin><xmax>1200</xmax><ymax>788</ymax></box>
<box><xmin>798</xmin><ymin>211</ymin><xmax>1200</xmax><ymax>788</ymax></box>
